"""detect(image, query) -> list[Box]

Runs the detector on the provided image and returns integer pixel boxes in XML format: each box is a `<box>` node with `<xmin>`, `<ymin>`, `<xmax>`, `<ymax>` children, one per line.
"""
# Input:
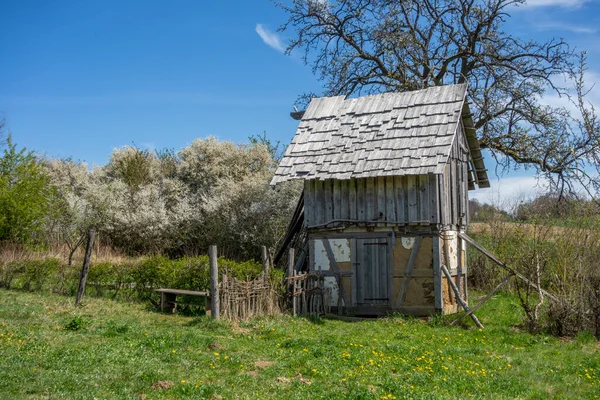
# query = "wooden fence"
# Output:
<box><xmin>219</xmin><ymin>273</ymin><xmax>280</xmax><ymax>320</ymax></box>
<box><xmin>288</xmin><ymin>273</ymin><xmax>331</xmax><ymax>317</ymax></box>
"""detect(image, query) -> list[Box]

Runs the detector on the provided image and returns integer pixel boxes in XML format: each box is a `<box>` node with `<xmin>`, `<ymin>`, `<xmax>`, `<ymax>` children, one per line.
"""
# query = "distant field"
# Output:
<box><xmin>0</xmin><ymin>290</ymin><xmax>598</xmax><ymax>399</ymax></box>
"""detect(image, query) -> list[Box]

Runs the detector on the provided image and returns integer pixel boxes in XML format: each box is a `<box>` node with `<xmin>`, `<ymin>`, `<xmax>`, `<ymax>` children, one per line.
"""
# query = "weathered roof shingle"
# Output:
<box><xmin>272</xmin><ymin>84</ymin><xmax>489</xmax><ymax>188</ymax></box>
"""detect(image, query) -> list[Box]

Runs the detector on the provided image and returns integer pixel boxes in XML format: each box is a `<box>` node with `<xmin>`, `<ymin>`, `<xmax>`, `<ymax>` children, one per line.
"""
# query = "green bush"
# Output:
<box><xmin>64</xmin><ymin>315</ymin><xmax>88</xmax><ymax>331</ymax></box>
<box><xmin>21</xmin><ymin>258</ymin><xmax>61</xmax><ymax>291</ymax></box>
<box><xmin>0</xmin><ymin>253</ymin><xmax>274</xmax><ymax>309</ymax></box>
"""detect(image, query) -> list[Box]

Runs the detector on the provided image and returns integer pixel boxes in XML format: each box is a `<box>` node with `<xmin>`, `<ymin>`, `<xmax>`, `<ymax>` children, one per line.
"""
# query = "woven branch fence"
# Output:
<box><xmin>288</xmin><ymin>273</ymin><xmax>332</xmax><ymax>317</ymax></box>
<box><xmin>219</xmin><ymin>273</ymin><xmax>280</xmax><ymax>320</ymax></box>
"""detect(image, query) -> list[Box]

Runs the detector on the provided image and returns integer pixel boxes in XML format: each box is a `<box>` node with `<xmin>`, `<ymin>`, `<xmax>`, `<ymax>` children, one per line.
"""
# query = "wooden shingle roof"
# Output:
<box><xmin>271</xmin><ymin>84</ymin><xmax>489</xmax><ymax>188</ymax></box>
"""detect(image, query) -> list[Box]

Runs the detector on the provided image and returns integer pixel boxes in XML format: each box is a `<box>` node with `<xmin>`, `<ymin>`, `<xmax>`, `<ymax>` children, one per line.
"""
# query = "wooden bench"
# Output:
<box><xmin>155</xmin><ymin>288</ymin><xmax>211</xmax><ymax>314</ymax></box>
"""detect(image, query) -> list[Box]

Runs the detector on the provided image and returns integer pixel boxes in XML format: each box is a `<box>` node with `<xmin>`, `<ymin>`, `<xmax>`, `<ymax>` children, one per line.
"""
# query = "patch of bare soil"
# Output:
<box><xmin>255</xmin><ymin>360</ymin><xmax>275</xmax><ymax>370</ymax></box>
<box><xmin>275</xmin><ymin>374</ymin><xmax>312</xmax><ymax>385</ymax></box>
<box><xmin>208</xmin><ymin>343</ymin><xmax>224</xmax><ymax>351</ymax></box>
<box><xmin>151</xmin><ymin>380</ymin><xmax>174</xmax><ymax>390</ymax></box>
<box><xmin>231</xmin><ymin>322</ymin><xmax>251</xmax><ymax>335</ymax></box>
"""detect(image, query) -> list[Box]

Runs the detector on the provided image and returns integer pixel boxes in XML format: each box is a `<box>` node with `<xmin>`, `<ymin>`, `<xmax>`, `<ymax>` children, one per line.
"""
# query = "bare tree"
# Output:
<box><xmin>278</xmin><ymin>0</ymin><xmax>600</xmax><ymax>198</ymax></box>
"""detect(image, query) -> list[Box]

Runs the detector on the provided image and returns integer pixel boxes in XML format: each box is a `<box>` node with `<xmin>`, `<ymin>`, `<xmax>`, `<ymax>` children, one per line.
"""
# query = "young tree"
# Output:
<box><xmin>0</xmin><ymin>136</ymin><xmax>51</xmax><ymax>244</ymax></box>
<box><xmin>278</xmin><ymin>0</ymin><xmax>600</xmax><ymax>197</ymax></box>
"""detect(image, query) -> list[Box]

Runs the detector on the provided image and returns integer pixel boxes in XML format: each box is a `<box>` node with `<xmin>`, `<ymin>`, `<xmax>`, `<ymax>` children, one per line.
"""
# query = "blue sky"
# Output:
<box><xmin>1</xmin><ymin>0</ymin><xmax>599</xmax><ymax>205</ymax></box>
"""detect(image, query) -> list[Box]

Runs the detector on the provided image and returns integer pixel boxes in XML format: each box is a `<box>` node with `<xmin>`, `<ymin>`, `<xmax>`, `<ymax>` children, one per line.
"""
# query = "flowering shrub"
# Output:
<box><xmin>43</xmin><ymin>138</ymin><xmax>300</xmax><ymax>260</ymax></box>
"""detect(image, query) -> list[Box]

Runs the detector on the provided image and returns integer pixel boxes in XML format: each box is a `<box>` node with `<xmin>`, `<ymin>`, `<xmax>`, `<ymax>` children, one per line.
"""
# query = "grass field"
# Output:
<box><xmin>0</xmin><ymin>289</ymin><xmax>598</xmax><ymax>399</ymax></box>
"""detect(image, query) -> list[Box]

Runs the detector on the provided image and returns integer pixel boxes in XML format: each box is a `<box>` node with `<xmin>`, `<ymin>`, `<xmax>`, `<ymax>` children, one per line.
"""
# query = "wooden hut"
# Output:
<box><xmin>272</xmin><ymin>84</ymin><xmax>489</xmax><ymax>316</ymax></box>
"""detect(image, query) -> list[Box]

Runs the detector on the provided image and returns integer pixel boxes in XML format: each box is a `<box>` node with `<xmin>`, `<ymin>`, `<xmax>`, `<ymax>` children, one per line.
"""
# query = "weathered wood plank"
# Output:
<box><xmin>439</xmin><ymin>167</ymin><xmax>448</xmax><ymax>225</ymax></box>
<box><xmin>324</xmin><ymin>180</ymin><xmax>334</xmax><ymax>223</ymax></box>
<box><xmin>351</xmin><ymin>238</ymin><xmax>357</xmax><ymax>306</ymax></box>
<box><xmin>419</xmin><ymin>175</ymin><xmax>429</xmax><ymax>224</ymax></box>
<box><xmin>394</xmin><ymin>176</ymin><xmax>405</xmax><ymax>224</ymax></box>
<box><xmin>357</xmin><ymin>178</ymin><xmax>366</xmax><ymax>221</ymax></box>
<box><xmin>377</xmin><ymin>176</ymin><xmax>386</xmax><ymax>225</ymax></box>
<box><xmin>387</xmin><ymin>233</ymin><xmax>395</xmax><ymax>307</ymax></box>
<box><xmin>433</xmin><ymin>235</ymin><xmax>443</xmax><ymax>310</ymax></box>
<box><xmin>314</xmin><ymin>180</ymin><xmax>324</xmax><ymax>226</ymax></box>
<box><xmin>385</xmin><ymin>176</ymin><xmax>395</xmax><ymax>224</ymax></box>
<box><xmin>366</xmin><ymin>177</ymin><xmax>375</xmax><ymax>221</ymax></box>
<box><xmin>304</xmin><ymin>181</ymin><xmax>313</xmax><ymax>227</ymax></box>
<box><xmin>407</xmin><ymin>175</ymin><xmax>418</xmax><ymax>222</ymax></box>
<box><xmin>429</xmin><ymin>174</ymin><xmax>439</xmax><ymax>223</ymax></box>
<box><xmin>395</xmin><ymin>236</ymin><xmax>423</xmax><ymax>307</ymax></box>
<box><xmin>349</xmin><ymin>178</ymin><xmax>357</xmax><ymax>220</ymax></box>
<box><xmin>333</xmin><ymin>179</ymin><xmax>341</xmax><ymax>220</ymax></box>
<box><xmin>340</xmin><ymin>179</ymin><xmax>349</xmax><ymax>220</ymax></box>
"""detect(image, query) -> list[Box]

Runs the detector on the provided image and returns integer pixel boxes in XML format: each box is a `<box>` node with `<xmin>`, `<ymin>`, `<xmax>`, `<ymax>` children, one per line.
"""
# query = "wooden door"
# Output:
<box><xmin>355</xmin><ymin>238</ymin><xmax>389</xmax><ymax>305</ymax></box>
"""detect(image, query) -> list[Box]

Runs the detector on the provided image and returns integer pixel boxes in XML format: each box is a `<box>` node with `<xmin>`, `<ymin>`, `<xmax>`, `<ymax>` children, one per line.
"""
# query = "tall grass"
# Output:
<box><xmin>0</xmin><ymin>244</ymin><xmax>273</xmax><ymax>310</ymax></box>
<box><xmin>468</xmin><ymin>214</ymin><xmax>600</xmax><ymax>337</ymax></box>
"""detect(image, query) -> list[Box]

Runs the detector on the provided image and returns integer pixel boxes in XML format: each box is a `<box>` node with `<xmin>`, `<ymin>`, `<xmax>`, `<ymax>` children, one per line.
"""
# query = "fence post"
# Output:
<box><xmin>261</xmin><ymin>246</ymin><xmax>270</xmax><ymax>275</ymax></box>
<box><xmin>209</xmin><ymin>245</ymin><xmax>220</xmax><ymax>320</ymax></box>
<box><xmin>75</xmin><ymin>228</ymin><xmax>95</xmax><ymax>306</ymax></box>
<box><xmin>287</xmin><ymin>248</ymin><xmax>295</xmax><ymax>316</ymax></box>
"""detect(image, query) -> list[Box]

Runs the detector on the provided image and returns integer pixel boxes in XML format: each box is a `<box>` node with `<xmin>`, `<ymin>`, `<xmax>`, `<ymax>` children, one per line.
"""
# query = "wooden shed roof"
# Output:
<box><xmin>271</xmin><ymin>84</ymin><xmax>490</xmax><ymax>188</ymax></box>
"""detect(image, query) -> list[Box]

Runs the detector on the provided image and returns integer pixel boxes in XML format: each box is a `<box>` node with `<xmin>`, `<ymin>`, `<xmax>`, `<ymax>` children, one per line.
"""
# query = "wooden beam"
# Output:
<box><xmin>441</xmin><ymin>265</ymin><xmax>483</xmax><ymax>329</ymax></box>
<box><xmin>432</xmin><ymin>235</ymin><xmax>443</xmax><ymax>310</ymax></box>
<box><xmin>209</xmin><ymin>245</ymin><xmax>220</xmax><ymax>320</ymax></box>
<box><xmin>395</xmin><ymin>237</ymin><xmax>423</xmax><ymax>307</ymax></box>
<box><xmin>261</xmin><ymin>246</ymin><xmax>269</xmax><ymax>275</ymax></box>
<box><xmin>75</xmin><ymin>228</ymin><xmax>96</xmax><ymax>306</ymax></box>
<box><xmin>288</xmin><ymin>248</ymin><xmax>296</xmax><ymax>316</ymax></box>
<box><xmin>323</xmin><ymin>239</ymin><xmax>350</xmax><ymax>307</ymax></box>
<box><xmin>458</xmin><ymin>232</ymin><xmax>558</xmax><ymax>302</ymax></box>
<box><xmin>451</xmin><ymin>274</ymin><xmax>513</xmax><ymax>326</ymax></box>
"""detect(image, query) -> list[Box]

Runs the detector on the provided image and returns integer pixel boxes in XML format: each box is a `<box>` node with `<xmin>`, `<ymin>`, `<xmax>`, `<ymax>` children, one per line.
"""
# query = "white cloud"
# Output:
<box><xmin>471</xmin><ymin>175</ymin><xmax>549</xmax><ymax>210</ymax></box>
<box><xmin>520</xmin><ymin>0</ymin><xmax>590</xmax><ymax>7</ymax></box>
<box><xmin>536</xmin><ymin>22</ymin><xmax>597</xmax><ymax>34</ymax></box>
<box><xmin>255</xmin><ymin>24</ymin><xmax>286</xmax><ymax>53</ymax></box>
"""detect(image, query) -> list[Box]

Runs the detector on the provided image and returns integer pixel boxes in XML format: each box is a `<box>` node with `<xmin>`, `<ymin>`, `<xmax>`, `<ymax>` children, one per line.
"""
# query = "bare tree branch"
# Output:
<box><xmin>277</xmin><ymin>0</ymin><xmax>600</xmax><ymax>198</ymax></box>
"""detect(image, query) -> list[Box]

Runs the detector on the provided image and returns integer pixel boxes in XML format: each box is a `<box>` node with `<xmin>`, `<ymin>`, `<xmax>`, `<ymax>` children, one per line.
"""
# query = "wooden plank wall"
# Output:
<box><xmin>303</xmin><ymin>128</ymin><xmax>471</xmax><ymax>229</ymax></box>
<box><xmin>440</xmin><ymin>124</ymin><xmax>470</xmax><ymax>227</ymax></box>
<box><xmin>304</xmin><ymin>174</ymin><xmax>441</xmax><ymax>228</ymax></box>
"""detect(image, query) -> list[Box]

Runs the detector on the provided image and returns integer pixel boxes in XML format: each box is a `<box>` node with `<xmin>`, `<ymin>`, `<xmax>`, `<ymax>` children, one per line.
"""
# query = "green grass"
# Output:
<box><xmin>0</xmin><ymin>290</ymin><xmax>598</xmax><ymax>399</ymax></box>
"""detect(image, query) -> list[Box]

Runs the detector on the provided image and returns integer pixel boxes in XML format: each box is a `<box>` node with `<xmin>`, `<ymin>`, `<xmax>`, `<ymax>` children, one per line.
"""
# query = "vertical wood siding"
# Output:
<box><xmin>303</xmin><ymin>127</ymin><xmax>471</xmax><ymax>229</ymax></box>
<box><xmin>304</xmin><ymin>174</ymin><xmax>442</xmax><ymax>227</ymax></box>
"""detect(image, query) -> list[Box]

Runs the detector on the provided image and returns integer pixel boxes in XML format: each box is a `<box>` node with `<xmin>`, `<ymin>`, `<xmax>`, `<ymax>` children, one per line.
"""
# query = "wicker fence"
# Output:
<box><xmin>219</xmin><ymin>273</ymin><xmax>280</xmax><ymax>320</ymax></box>
<box><xmin>288</xmin><ymin>273</ymin><xmax>332</xmax><ymax>317</ymax></box>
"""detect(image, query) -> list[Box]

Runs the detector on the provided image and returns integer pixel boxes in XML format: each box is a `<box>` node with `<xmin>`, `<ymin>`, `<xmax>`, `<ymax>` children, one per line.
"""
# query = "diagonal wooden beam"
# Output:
<box><xmin>458</xmin><ymin>232</ymin><xmax>558</xmax><ymax>302</ymax></box>
<box><xmin>395</xmin><ymin>237</ymin><xmax>423</xmax><ymax>308</ymax></box>
<box><xmin>451</xmin><ymin>273</ymin><xmax>513</xmax><ymax>326</ymax></box>
<box><xmin>323</xmin><ymin>239</ymin><xmax>350</xmax><ymax>307</ymax></box>
<box><xmin>441</xmin><ymin>265</ymin><xmax>484</xmax><ymax>329</ymax></box>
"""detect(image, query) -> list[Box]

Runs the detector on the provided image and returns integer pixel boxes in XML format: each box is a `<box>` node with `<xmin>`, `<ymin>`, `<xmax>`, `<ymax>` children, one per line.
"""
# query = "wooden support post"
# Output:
<box><xmin>432</xmin><ymin>235</ymin><xmax>443</xmax><ymax>311</ymax></box>
<box><xmin>261</xmin><ymin>246</ymin><xmax>270</xmax><ymax>275</ymax></box>
<box><xmin>288</xmin><ymin>248</ymin><xmax>295</xmax><ymax>316</ymax></box>
<box><xmin>75</xmin><ymin>228</ymin><xmax>95</xmax><ymax>306</ymax></box>
<box><xmin>293</xmin><ymin>270</ymin><xmax>298</xmax><ymax>317</ymax></box>
<box><xmin>452</xmin><ymin>274</ymin><xmax>513</xmax><ymax>326</ymax></box>
<box><xmin>209</xmin><ymin>245</ymin><xmax>220</xmax><ymax>320</ymax></box>
<box><xmin>441</xmin><ymin>265</ymin><xmax>483</xmax><ymax>329</ymax></box>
